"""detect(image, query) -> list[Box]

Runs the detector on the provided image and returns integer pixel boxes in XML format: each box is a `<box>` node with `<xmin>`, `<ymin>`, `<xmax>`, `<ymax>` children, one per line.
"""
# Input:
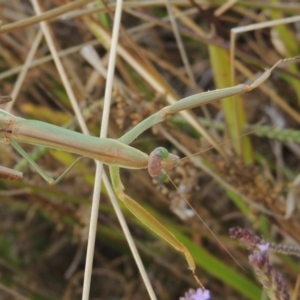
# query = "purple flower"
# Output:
<box><xmin>249</xmin><ymin>243</ymin><xmax>290</xmax><ymax>300</ymax></box>
<box><xmin>180</xmin><ymin>288</ymin><xmax>211</xmax><ymax>300</ymax></box>
<box><xmin>257</xmin><ymin>243</ymin><xmax>269</xmax><ymax>253</ymax></box>
<box><xmin>229</xmin><ymin>227</ymin><xmax>290</xmax><ymax>299</ymax></box>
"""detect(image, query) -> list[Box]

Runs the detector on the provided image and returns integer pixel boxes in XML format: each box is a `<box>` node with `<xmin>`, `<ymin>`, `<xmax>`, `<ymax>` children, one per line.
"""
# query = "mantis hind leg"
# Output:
<box><xmin>109</xmin><ymin>165</ymin><xmax>205</xmax><ymax>289</ymax></box>
<box><xmin>12</xmin><ymin>141</ymin><xmax>84</xmax><ymax>185</ymax></box>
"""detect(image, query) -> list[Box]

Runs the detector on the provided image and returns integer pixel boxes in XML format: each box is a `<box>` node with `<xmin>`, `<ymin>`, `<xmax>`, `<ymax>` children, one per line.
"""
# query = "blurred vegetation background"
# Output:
<box><xmin>0</xmin><ymin>1</ymin><xmax>300</xmax><ymax>299</ymax></box>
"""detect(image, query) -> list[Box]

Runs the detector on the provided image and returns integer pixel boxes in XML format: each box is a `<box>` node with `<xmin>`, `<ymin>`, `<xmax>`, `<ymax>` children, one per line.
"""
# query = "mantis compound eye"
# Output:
<box><xmin>148</xmin><ymin>147</ymin><xmax>180</xmax><ymax>182</ymax></box>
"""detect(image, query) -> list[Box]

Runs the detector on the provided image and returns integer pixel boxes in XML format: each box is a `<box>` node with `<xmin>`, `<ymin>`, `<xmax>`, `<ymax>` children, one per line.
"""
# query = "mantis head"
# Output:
<box><xmin>148</xmin><ymin>147</ymin><xmax>180</xmax><ymax>182</ymax></box>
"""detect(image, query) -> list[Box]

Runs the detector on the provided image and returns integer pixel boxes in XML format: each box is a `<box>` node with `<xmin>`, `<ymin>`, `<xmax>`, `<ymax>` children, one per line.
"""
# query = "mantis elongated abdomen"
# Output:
<box><xmin>0</xmin><ymin>110</ymin><xmax>149</xmax><ymax>169</ymax></box>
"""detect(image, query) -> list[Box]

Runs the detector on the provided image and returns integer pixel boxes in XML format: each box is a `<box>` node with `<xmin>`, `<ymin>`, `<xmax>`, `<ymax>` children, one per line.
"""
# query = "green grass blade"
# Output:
<box><xmin>208</xmin><ymin>46</ymin><xmax>253</xmax><ymax>164</ymax></box>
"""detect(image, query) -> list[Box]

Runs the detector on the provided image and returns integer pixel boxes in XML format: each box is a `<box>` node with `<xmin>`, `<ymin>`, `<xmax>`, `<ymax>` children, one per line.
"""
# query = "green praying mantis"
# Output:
<box><xmin>0</xmin><ymin>57</ymin><xmax>298</xmax><ymax>288</ymax></box>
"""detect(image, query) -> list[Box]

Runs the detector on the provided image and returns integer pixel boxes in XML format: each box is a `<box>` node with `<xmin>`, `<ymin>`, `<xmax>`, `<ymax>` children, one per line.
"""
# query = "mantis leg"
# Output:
<box><xmin>109</xmin><ymin>165</ymin><xmax>205</xmax><ymax>288</ymax></box>
<box><xmin>12</xmin><ymin>140</ymin><xmax>83</xmax><ymax>185</ymax></box>
<box><xmin>119</xmin><ymin>58</ymin><xmax>296</xmax><ymax>146</ymax></box>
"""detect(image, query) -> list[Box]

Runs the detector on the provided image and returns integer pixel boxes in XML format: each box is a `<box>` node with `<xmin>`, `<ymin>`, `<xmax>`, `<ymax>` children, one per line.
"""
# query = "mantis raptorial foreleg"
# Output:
<box><xmin>110</xmin><ymin>164</ymin><xmax>205</xmax><ymax>288</ymax></box>
<box><xmin>0</xmin><ymin>57</ymin><xmax>298</xmax><ymax>288</ymax></box>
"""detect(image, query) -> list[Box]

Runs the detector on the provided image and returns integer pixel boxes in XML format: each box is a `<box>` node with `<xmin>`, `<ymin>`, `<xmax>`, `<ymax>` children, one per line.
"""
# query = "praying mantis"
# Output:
<box><xmin>0</xmin><ymin>57</ymin><xmax>297</xmax><ymax>288</ymax></box>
